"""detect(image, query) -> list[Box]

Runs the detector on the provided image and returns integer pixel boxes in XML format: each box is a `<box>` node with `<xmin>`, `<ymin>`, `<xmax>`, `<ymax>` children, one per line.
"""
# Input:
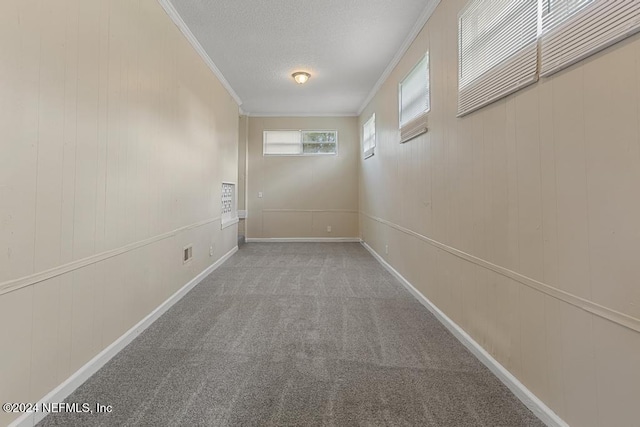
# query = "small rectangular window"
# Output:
<box><xmin>301</xmin><ymin>131</ymin><xmax>337</xmax><ymax>154</ymax></box>
<box><xmin>263</xmin><ymin>130</ymin><xmax>302</xmax><ymax>155</ymax></box>
<box><xmin>456</xmin><ymin>0</ymin><xmax>639</xmax><ymax>116</ymax></box>
<box><xmin>541</xmin><ymin>0</ymin><xmax>593</xmax><ymax>32</ymax></box>
<box><xmin>457</xmin><ymin>0</ymin><xmax>538</xmax><ymax>116</ymax></box>
<box><xmin>399</xmin><ymin>53</ymin><xmax>429</xmax><ymax>143</ymax></box>
<box><xmin>263</xmin><ymin>130</ymin><xmax>337</xmax><ymax>156</ymax></box>
<box><xmin>363</xmin><ymin>114</ymin><xmax>376</xmax><ymax>159</ymax></box>
<box><xmin>540</xmin><ymin>0</ymin><xmax>640</xmax><ymax>76</ymax></box>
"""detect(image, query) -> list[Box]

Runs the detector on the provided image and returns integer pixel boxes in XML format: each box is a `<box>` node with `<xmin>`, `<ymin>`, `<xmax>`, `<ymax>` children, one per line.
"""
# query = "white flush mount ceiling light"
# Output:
<box><xmin>292</xmin><ymin>71</ymin><xmax>311</xmax><ymax>84</ymax></box>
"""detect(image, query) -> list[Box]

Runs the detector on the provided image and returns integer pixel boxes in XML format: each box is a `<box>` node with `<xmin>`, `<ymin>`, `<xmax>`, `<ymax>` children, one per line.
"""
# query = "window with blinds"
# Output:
<box><xmin>263</xmin><ymin>130</ymin><xmax>302</xmax><ymax>155</ymax></box>
<box><xmin>540</xmin><ymin>0</ymin><xmax>640</xmax><ymax>76</ymax></box>
<box><xmin>363</xmin><ymin>114</ymin><xmax>376</xmax><ymax>159</ymax></box>
<box><xmin>399</xmin><ymin>53</ymin><xmax>429</xmax><ymax>143</ymax></box>
<box><xmin>458</xmin><ymin>0</ymin><xmax>640</xmax><ymax>116</ymax></box>
<box><xmin>457</xmin><ymin>0</ymin><xmax>538</xmax><ymax>116</ymax></box>
<box><xmin>263</xmin><ymin>130</ymin><xmax>337</xmax><ymax>156</ymax></box>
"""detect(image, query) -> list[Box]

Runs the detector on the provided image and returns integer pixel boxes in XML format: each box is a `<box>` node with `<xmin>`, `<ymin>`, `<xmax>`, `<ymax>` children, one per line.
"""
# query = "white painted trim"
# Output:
<box><xmin>246</xmin><ymin>237</ymin><xmax>361</xmax><ymax>243</ymax></box>
<box><xmin>9</xmin><ymin>246</ymin><xmax>238</xmax><ymax>427</ymax></box>
<box><xmin>357</xmin><ymin>0</ymin><xmax>441</xmax><ymax>115</ymax></box>
<box><xmin>360</xmin><ymin>241</ymin><xmax>567</xmax><ymax>427</ymax></box>
<box><xmin>248</xmin><ymin>112</ymin><xmax>358</xmax><ymax>118</ymax></box>
<box><xmin>238</xmin><ymin>210</ymin><xmax>247</xmax><ymax>219</ymax></box>
<box><xmin>156</xmin><ymin>0</ymin><xmax>243</xmax><ymax>107</ymax></box>
<box><xmin>261</xmin><ymin>209</ymin><xmax>357</xmax><ymax>213</ymax></box>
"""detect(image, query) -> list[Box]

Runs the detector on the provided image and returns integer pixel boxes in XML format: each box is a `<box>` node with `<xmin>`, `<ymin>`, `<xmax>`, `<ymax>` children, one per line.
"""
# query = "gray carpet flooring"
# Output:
<box><xmin>39</xmin><ymin>243</ymin><xmax>544</xmax><ymax>426</ymax></box>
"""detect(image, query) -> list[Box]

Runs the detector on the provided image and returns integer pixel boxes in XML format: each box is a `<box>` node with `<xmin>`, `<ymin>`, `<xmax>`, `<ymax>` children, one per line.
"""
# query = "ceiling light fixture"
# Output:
<box><xmin>292</xmin><ymin>71</ymin><xmax>311</xmax><ymax>85</ymax></box>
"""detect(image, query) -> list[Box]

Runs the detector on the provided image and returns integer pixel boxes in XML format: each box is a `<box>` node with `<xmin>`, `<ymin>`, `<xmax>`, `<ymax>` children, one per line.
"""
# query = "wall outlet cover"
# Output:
<box><xmin>183</xmin><ymin>245</ymin><xmax>193</xmax><ymax>263</ymax></box>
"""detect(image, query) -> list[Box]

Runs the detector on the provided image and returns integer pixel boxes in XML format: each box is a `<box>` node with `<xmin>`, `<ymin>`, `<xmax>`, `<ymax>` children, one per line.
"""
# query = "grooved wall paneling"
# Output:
<box><xmin>358</xmin><ymin>0</ymin><xmax>640</xmax><ymax>425</ymax></box>
<box><xmin>0</xmin><ymin>1</ymin><xmax>239</xmax><ymax>425</ymax></box>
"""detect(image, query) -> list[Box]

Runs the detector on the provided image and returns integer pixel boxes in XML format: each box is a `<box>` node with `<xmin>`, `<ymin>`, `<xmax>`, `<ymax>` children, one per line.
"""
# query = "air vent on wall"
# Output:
<box><xmin>221</xmin><ymin>182</ymin><xmax>239</xmax><ymax>229</ymax></box>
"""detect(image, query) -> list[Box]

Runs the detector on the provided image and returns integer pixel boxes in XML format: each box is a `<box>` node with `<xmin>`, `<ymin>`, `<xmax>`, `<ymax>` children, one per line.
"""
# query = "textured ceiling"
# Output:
<box><xmin>168</xmin><ymin>0</ymin><xmax>438</xmax><ymax>116</ymax></box>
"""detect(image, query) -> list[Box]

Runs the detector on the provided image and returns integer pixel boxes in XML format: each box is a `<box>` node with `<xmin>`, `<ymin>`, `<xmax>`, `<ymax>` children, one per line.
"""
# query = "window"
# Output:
<box><xmin>363</xmin><ymin>114</ymin><xmax>376</xmax><ymax>159</ymax></box>
<box><xmin>263</xmin><ymin>130</ymin><xmax>301</xmax><ymax>155</ymax></box>
<box><xmin>540</xmin><ymin>0</ymin><xmax>640</xmax><ymax>76</ymax></box>
<box><xmin>458</xmin><ymin>0</ymin><xmax>538</xmax><ymax>116</ymax></box>
<box><xmin>399</xmin><ymin>53</ymin><xmax>429</xmax><ymax>143</ymax></box>
<box><xmin>263</xmin><ymin>130</ymin><xmax>337</xmax><ymax>156</ymax></box>
<box><xmin>458</xmin><ymin>0</ymin><xmax>640</xmax><ymax>116</ymax></box>
<box><xmin>221</xmin><ymin>182</ymin><xmax>238</xmax><ymax>229</ymax></box>
<box><xmin>541</xmin><ymin>0</ymin><xmax>593</xmax><ymax>33</ymax></box>
<box><xmin>302</xmin><ymin>131</ymin><xmax>337</xmax><ymax>154</ymax></box>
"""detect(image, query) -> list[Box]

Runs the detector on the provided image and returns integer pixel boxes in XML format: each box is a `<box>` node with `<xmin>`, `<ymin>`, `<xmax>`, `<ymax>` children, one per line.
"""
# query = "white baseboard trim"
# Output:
<box><xmin>9</xmin><ymin>246</ymin><xmax>238</xmax><ymax>427</ymax></box>
<box><xmin>245</xmin><ymin>237</ymin><xmax>361</xmax><ymax>243</ymax></box>
<box><xmin>360</xmin><ymin>241</ymin><xmax>568</xmax><ymax>427</ymax></box>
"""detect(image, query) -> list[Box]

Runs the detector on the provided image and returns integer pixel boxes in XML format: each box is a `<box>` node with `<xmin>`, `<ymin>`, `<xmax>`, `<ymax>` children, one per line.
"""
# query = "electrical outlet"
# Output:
<box><xmin>258</xmin><ymin>192</ymin><xmax>263</xmax><ymax>198</ymax></box>
<box><xmin>209</xmin><ymin>246</ymin><xmax>214</xmax><ymax>257</ymax></box>
<box><xmin>327</xmin><ymin>225</ymin><xmax>331</xmax><ymax>233</ymax></box>
<box><xmin>385</xmin><ymin>244</ymin><xmax>389</xmax><ymax>255</ymax></box>
<box><xmin>183</xmin><ymin>245</ymin><xmax>193</xmax><ymax>263</ymax></box>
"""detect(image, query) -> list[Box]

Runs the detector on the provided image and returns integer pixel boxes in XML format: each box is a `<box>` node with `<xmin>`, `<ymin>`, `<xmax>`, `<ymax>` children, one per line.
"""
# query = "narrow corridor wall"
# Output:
<box><xmin>358</xmin><ymin>1</ymin><xmax>640</xmax><ymax>425</ymax></box>
<box><xmin>0</xmin><ymin>1</ymin><xmax>239</xmax><ymax>425</ymax></box>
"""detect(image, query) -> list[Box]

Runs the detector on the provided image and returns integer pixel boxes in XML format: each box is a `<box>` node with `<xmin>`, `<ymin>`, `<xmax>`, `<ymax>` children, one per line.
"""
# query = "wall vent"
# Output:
<box><xmin>221</xmin><ymin>182</ymin><xmax>239</xmax><ymax>229</ymax></box>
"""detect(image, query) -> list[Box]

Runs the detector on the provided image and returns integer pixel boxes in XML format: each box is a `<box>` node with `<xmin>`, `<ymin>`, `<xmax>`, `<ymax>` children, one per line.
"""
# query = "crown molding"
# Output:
<box><xmin>157</xmin><ymin>0</ymin><xmax>243</xmax><ymax>107</ymax></box>
<box><xmin>357</xmin><ymin>0</ymin><xmax>441</xmax><ymax>116</ymax></box>
<box><xmin>157</xmin><ymin>0</ymin><xmax>440</xmax><ymax>118</ymax></box>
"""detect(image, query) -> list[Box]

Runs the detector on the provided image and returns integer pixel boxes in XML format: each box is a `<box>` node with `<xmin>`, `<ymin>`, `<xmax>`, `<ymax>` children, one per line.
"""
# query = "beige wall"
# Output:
<box><xmin>0</xmin><ymin>1</ymin><xmax>238</xmax><ymax>425</ymax></box>
<box><xmin>359</xmin><ymin>1</ymin><xmax>640</xmax><ymax>426</ymax></box>
<box><xmin>247</xmin><ymin>117</ymin><xmax>359</xmax><ymax>238</ymax></box>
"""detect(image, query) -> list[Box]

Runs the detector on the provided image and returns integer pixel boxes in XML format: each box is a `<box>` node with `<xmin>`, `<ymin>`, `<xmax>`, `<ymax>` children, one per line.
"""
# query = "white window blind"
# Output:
<box><xmin>540</xmin><ymin>0</ymin><xmax>640</xmax><ymax>76</ymax></box>
<box><xmin>399</xmin><ymin>53</ymin><xmax>429</xmax><ymax>143</ymax></box>
<box><xmin>363</xmin><ymin>114</ymin><xmax>376</xmax><ymax>159</ymax></box>
<box><xmin>264</xmin><ymin>130</ymin><xmax>302</xmax><ymax>155</ymax></box>
<box><xmin>263</xmin><ymin>130</ymin><xmax>337</xmax><ymax>156</ymax></box>
<box><xmin>458</xmin><ymin>0</ymin><xmax>538</xmax><ymax>116</ymax></box>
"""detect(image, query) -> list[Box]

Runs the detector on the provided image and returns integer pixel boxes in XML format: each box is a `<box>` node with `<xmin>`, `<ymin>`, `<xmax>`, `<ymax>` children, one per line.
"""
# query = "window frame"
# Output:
<box><xmin>456</xmin><ymin>0</ymin><xmax>539</xmax><ymax>117</ymax></box>
<box><xmin>362</xmin><ymin>113</ymin><xmax>376</xmax><ymax>159</ymax></box>
<box><xmin>397</xmin><ymin>52</ymin><xmax>430</xmax><ymax>144</ymax></box>
<box><xmin>263</xmin><ymin>130</ymin><xmax>338</xmax><ymax>156</ymax></box>
<box><xmin>458</xmin><ymin>0</ymin><xmax>536</xmax><ymax>89</ymax></box>
<box><xmin>539</xmin><ymin>0</ymin><xmax>640</xmax><ymax>77</ymax></box>
<box><xmin>398</xmin><ymin>52</ymin><xmax>430</xmax><ymax>130</ymax></box>
<box><xmin>457</xmin><ymin>0</ymin><xmax>639</xmax><ymax>116</ymax></box>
